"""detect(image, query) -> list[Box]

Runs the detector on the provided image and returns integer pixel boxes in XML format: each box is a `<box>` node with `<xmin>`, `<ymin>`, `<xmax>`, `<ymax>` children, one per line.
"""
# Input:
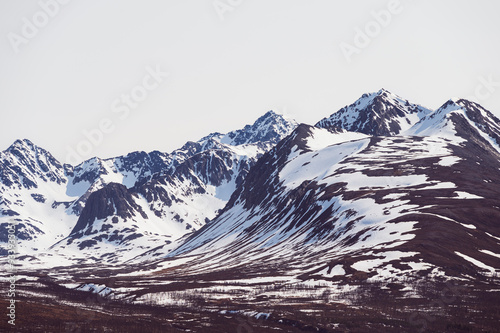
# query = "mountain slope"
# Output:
<box><xmin>35</xmin><ymin>111</ymin><xmax>298</xmax><ymax>264</ymax></box>
<box><xmin>50</xmin><ymin>182</ymin><xmax>182</xmax><ymax>264</ymax></box>
<box><xmin>166</xmin><ymin>103</ymin><xmax>500</xmax><ymax>284</ymax></box>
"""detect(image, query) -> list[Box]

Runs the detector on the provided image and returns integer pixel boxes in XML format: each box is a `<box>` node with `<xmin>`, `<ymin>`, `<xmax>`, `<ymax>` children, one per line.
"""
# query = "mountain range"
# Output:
<box><xmin>1</xmin><ymin>88</ymin><xmax>500</xmax><ymax>331</ymax></box>
<box><xmin>2</xmin><ymin>88</ymin><xmax>499</xmax><ymax>272</ymax></box>
<box><xmin>167</xmin><ymin>94</ymin><xmax>500</xmax><ymax>285</ymax></box>
<box><xmin>0</xmin><ymin>111</ymin><xmax>298</xmax><ymax>264</ymax></box>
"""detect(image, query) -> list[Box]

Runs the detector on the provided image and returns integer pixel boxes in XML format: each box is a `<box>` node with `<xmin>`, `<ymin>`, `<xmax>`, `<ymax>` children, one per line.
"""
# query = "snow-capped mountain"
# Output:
<box><xmin>2</xmin><ymin>91</ymin><xmax>500</xmax><ymax>278</ymax></box>
<box><xmin>67</xmin><ymin>150</ymin><xmax>172</xmax><ymax>214</ymax></box>
<box><xmin>56</xmin><ymin>111</ymin><xmax>297</xmax><ymax>263</ymax></box>
<box><xmin>0</xmin><ymin>139</ymin><xmax>67</xmax><ymax>190</ymax></box>
<box><xmin>166</xmin><ymin>97</ymin><xmax>500</xmax><ymax>283</ymax></box>
<box><xmin>0</xmin><ymin>142</ymin><xmax>176</xmax><ymax>256</ymax></box>
<box><xmin>201</xmin><ymin>111</ymin><xmax>297</xmax><ymax>146</ymax></box>
<box><xmin>52</xmin><ymin>182</ymin><xmax>184</xmax><ymax>264</ymax></box>
<box><xmin>63</xmin><ymin>110</ymin><xmax>296</xmax><ymax>218</ymax></box>
<box><xmin>406</xmin><ymin>98</ymin><xmax>500</xmax><ymax>151</ymax></box>
<box><xmin>316</xmin><ymin>88</ymin><xmax>432</xmax><ymax>136</ymax></box>
<box><xmin>0</xmin><ymin>111</ymin><xmax>297</xmax><ymax>263</ymax></box>
<box><xmin>0</xmin><ymin>139</ymin><xmax>77</xmax><ymax>254</ymax></box>
<box><xmin>2</xmin><ymin>91</ymin><xmax>500</xmax><ymax>333</ymax></box>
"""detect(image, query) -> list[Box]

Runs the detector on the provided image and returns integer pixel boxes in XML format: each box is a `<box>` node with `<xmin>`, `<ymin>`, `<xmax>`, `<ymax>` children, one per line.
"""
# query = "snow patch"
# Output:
<box><xmin>318</xmin><ymin>265</ymin><xmax>346</xmax><ymax>277</ymax></box>
<box><xmin>455</xmin><ymin>252</ymin><xmax>496</xmax><ymax>273</ymax></box>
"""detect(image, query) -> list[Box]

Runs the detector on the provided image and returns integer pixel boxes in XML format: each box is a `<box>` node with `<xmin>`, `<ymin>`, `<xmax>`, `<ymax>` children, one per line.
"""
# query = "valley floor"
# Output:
<box><xmin>1</xmin><ymin>269</ymin><xmax>500</xmax><ymax>333</ymax></box>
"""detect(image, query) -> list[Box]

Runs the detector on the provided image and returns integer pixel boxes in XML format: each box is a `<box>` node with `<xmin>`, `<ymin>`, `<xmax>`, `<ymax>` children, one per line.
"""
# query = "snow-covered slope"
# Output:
<box><xmin>0</xmin><ymin>140</ymin><xmax>176</xmax><ymax>256</ymax></box>
<box><xmin>316</xmin><ymin>89</ymin><xmax>432</xmax><ymax>136</ymax></box>
<box><xmin>49</xmin><ymin>183</ymin><xmax>188</xmax><ymax>264</ymax></box>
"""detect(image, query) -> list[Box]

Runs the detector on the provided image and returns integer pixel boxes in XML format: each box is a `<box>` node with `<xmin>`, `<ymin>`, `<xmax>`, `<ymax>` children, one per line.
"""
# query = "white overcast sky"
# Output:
<box><xmin>1</xmin><ymin>0</ymin><xmax>500</xmax><ymax>164</ymax></box>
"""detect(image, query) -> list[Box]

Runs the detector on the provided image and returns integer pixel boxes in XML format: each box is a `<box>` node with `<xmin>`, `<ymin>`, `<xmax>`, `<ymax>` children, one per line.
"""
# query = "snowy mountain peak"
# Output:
<box><xmin>6</xmin><ymin>139</ymin><xmax>54</xmax><ymax>163</ymax></box>
<box><xmin>1</xmin><ymin>138</ymin><xmax>66</xmax><ymax>189</ymax></box>
<box><xmin>201</xmin><ymin>110</ymin><xmax>298</xmax><ymax>147</ymax></box>
<box><xmin>260</xmin><ymin>109</ymin><xmax>279</xmax><ymax>118</ymax></box>
<box><xmin>419</xmin><ymin>98</ymin><xmax>500</xmax><ymax>126</ymax></box>
<box><xmin>436</xmin><ymin>98</ymin><xmax>474</xmax><ymax>114</ymax></box>
<box><xmin>357</xmin><ymin>88</ymin><xmax>401</xmax><ymax>105</ymax></box>
<box><xmin>406</xmin><ymin>98</ymin><xmax>500</xmax><ymax>151</ymax></box>
<box><xmin>371</xmin><ymin>88</ymin><xmax>397</xmax><ymax>99</ymax></box>
<box><xmin>377</xmin><ymin>87</ymin><xmax>391</xmax><ymax>94</ymax></box>
<box><xmin>447</xmin><ymin>98</ymin><xmax>499</xmax><ymax>119</ymax></box>
<box><xmin>433</xmin><ymin>98</ymin><xmax>496</xmax><ymax>118</ymax></box>
<box><xmin>7</xmin><ymin>138</ymin><xmax>36</xmax><ymax>152</ymax></box>
<box><xmin>255</xmin><ymin>109</ymin><xmax>295</xmax><ymax>125</ymax></box>
<box><xmin>316</xmin><ymin>90</ymin><xmax>432</xmax><ymax>136</ymax></box>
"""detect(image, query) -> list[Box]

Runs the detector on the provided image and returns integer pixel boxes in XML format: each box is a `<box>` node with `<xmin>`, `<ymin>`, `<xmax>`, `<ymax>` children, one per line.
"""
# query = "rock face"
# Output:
<box><xmin>70</xmin><ymin>183</ymin><xmax>148</xmax><ymax>237</ymax></box>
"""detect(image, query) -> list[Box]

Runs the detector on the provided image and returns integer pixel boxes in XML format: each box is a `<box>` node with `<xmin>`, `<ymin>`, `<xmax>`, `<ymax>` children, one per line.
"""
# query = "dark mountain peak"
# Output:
<box><xmin>120</xmin><ymin>150</ymin><xmax>149</xmax><ymax>161</ymax></box>
<box><xmin>369</xmin><ymin>88</ymin><xmax>395</xmax><ymax>100</ymax></box>
<box><xmin>199</xmin><ymin>110</ymin><xmax>298</xmax><ymax>147</ymax></box>
<box><xmin>372</xmin><ymin>88</ymin><xmax>401</xmax><ymax>103</ymax></box>
<box><xmin>316</xmin><ymin>90</ymin><xmax>432</xmax><ymax>136</ymax></box>
<box><xmin>70</xmin><ymin>156</ymin><xmax>108</xmax><ymax>184</ymax></box>
<box><xmin>435</xmin><ymin>98</ymin><xmax>470</xmax><ymax>114</ymax></box>
<box><xmin>353</xmin><ymin>88</ymin><xmax>398</xmax><ymax>105</ymax></box>
<box><xmin>6</xmin><ymin>139</ymin><xmax>54</xmax><ymax>161</ymax></box>
<box><xmin>450</xmin><ymin>99</ymin><xmax>500</xmax><ymax>121</ymax></box>
<box><xmin>256</xmin><ymin>109</ymin><xmax>279</xmax><ymax>120</ymax></box>
<box><xmin>70</xmin><ymin>182</ymin><xmax>147</xmax><ymax>237</ymax></box>
<box><xmin>219</xmin><ymin>123</ymin><xmax>315</xmax><ymax>214</ymax></box>
<box><xmin>288</xmin><ymin>123</ymin><xmax>316</xmax><ymax>150</ymax></box>
<box><xmin>74</xmin><ymin>156</ymin><xmax>105</xmax><ymax>169</ymax></box>
<box><xmin>226</xmin><ymin>110</ymin><xmax>297</xmax><ymax>145</ymax></box>
<box><xmin>1</xmin><ymin>138</ymin><xmax>65</xmax><ymax>189</ymax></box>
<box><xmin>7</xmin><ymin>138</ymin><xmax>36</xmax><ymax>152</ymax></box>
<box><xmin>198</xmin><ymin>132</ymin><xmax>223</xmax><ymax>143</ymax></box>
<box><xmin>112</xmin><ymin>149</ymin><xmax>171</xmax><ymax>183</ymax></box>
<box><xmin>253</xmin><ymin>110</ymin><xmax>283</xmax><ymax>125</ymax></box>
